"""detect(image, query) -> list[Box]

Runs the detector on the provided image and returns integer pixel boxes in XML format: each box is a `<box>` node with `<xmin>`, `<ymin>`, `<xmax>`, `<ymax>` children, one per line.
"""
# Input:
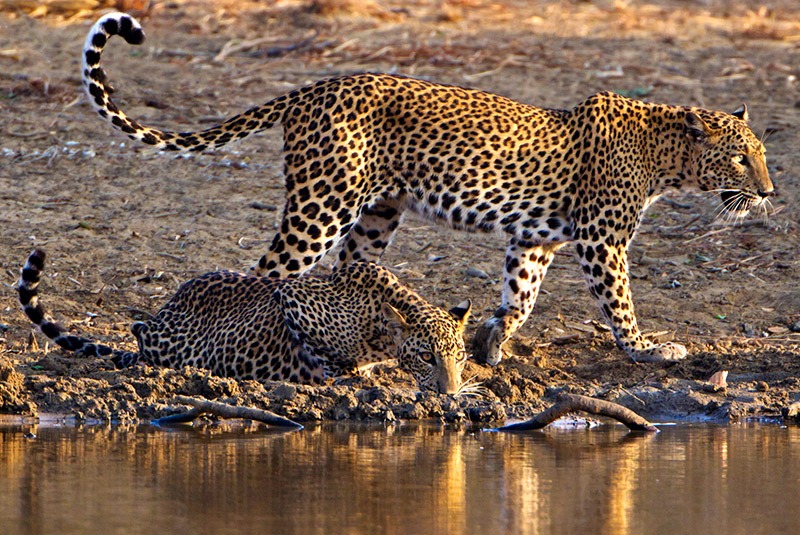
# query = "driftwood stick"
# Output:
<box><xmin>782</xmin><ymin>402</ymin><xmax>800</xmax><ymax>421</ymax></box>
<box><xmin>498</xmin><ymin>393</ymin><xmax>658</xmax><ymax>432</ymax></box>
<box><xmin>153</xmin><ymin>396</ymin><xmax>303</xmax><ymax>429</ymax></box>
<box><xmin>153</xmin><ymin>407</ymin><xmax>204</xmax><ymax>424</ymax></box>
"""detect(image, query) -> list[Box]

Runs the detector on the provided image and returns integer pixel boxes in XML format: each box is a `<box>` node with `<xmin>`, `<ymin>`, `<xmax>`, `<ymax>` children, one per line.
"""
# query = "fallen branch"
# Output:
<box><xmin>153</xmin><ymin>395</ymin><xmax>303</xmax><ymax>429</ymax></box>
<box><xmin>782</xmin><ymin>402</ymin><xmax>800</xmax><ymax>421</ymax></box>
<box><xmin>496</xmin><ymin>393</ymin><xmax>658</xmax><ymax>432</ymax></box>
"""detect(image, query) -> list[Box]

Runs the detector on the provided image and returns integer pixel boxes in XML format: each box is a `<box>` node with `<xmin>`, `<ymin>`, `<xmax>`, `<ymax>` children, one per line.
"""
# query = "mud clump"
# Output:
<box><xmin>0</xmin><ymin>361</ymin><xmax>36</xmax><ymax>416</ymax></box>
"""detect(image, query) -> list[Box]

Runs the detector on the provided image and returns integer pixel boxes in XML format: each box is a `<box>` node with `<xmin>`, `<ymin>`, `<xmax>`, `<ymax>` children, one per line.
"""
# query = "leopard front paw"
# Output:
<box><xmin>472</xmin><ymin>317</ymin><xmax>506</xmax><ymax>366</ymax></box>
<box><xmin>629</xmin><ymin>341</ymin><xmax>687</xmax><ymax>363</ymax></box>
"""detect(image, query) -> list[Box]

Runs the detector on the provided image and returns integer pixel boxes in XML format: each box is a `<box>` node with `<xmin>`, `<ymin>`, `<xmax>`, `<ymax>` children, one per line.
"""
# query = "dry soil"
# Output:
<box><xmin>1</xmin><ymin>0</ymin><xmax>799</xmax><ymax>426</ymax></box>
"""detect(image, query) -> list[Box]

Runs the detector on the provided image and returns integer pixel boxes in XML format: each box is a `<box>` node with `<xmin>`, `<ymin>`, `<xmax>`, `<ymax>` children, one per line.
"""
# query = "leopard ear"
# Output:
<box><xmin>382</xmin><ymin>303</ymin><xmax>408</xmax><ymax>337</ymax></box>
<box><xmin>684</xmin><ymin>111</ymin><xmax>711</xmax><ymax>144</ymax></box>
<box><xmin>731</xmin><ymin>103</ymin><xmax>749</xmax><ymax>122</ymax></box>
<box><xmin>448</xmin><ymin>299</ymin><xmax>472</xmax><ymax>326</ymax></box>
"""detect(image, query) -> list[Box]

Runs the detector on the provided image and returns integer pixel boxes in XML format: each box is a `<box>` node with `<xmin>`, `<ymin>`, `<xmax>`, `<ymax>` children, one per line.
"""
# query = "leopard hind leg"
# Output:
<box><xmin>336</xmin><ymin>200</ymin><xmax>403</xmax><ymax>267</ymax></box>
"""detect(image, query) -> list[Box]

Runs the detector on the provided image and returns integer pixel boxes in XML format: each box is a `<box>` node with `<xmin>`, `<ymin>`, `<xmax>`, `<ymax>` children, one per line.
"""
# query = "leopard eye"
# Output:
<box><xmin>417</xmin><ymin>352</ymin><xmax>436</xmax><ymax>366</ymax></box>
<box><xmin>733</xmin><ymin>154</ymin><xmax>749</xmax><ymax>166</ymax></box>
<box><xmin>456</xmin><ymin>350</ymin><xmax>468</xmax><ymax>363</ymax></box>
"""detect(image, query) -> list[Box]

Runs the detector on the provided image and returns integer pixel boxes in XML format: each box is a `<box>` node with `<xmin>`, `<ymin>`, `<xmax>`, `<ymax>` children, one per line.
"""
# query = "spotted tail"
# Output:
<box><xmin>18</xmin><ymin>250</ymin><xmax>139</xmax><ymax>368</ymax></box>
<box><xmin>82</xmin><ymin>13</ymin><xmax>285</xmax><ymax>152</ymax></box>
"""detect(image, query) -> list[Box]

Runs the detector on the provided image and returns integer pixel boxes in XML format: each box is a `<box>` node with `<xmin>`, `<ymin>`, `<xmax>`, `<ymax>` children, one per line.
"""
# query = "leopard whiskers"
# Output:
<box><xmin>759</xmin><ymin>197</ymin><xmax>774</xmax><ymax>226</ymax></box>
<box><xmin>456</xmin><ymin>375</ymin><xmax>488</xmax><ymax>398</ymax></box>
<box><xmin>760</xmin><ymin>128</ymin><xmax>773</xmax><ymax>146</ymax></box>
<box><xmin>727</xmin><ymin>194</ymin><xmax>749</xmax><ymax>224</ymax></box>
<box><xmin>708</xmin><ymin>190</ymin><xmax>760</xmax><ymax>226</ymax></box>
<box><xmin>703</xmin><ymin>187</ymin><xmax>773</xmax><ymax>226</ymax></box>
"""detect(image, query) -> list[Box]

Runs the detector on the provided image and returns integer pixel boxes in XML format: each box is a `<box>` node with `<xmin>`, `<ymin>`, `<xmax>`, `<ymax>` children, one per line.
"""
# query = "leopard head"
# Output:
<box><xmin>683</xmin><ymin>105</ymin><xmax>773</xmax><ymax>219</ymax></box>
<box><xmin>381</xmin><ymin>299</ymin><xmax>471</xmax><ymax>395</ymax></box>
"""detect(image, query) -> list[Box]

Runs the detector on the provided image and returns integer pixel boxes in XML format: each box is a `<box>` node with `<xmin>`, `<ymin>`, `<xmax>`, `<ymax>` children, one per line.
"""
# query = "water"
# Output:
<box><xmin>1</xmin><ymin>421</ymin><xmax>799</xmax><ymax>534</ymax></box>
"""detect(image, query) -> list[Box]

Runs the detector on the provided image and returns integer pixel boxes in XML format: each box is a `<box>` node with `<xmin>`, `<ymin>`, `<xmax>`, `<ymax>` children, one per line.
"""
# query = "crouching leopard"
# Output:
<box><xmin>82</xmin><ymin>13</ymin><xmax>773</xmax><ymax>364</ymax></box>
<box><xmin>18</xmin><ymin>250</ymin><xmax>474</xmax><ymax>395</ymax></box>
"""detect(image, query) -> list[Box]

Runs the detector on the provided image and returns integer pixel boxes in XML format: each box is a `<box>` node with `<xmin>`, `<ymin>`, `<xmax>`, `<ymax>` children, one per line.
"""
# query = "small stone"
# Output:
<box><xmin>740</xmin><ymin>323</ymin><xmax>757</xmax><ymax>337</ymax></box>
<box><xmin>708</xmin><ymin>370</ymin><xmax>728</xmax><ymax>388</ymax></box>
<box><xmin>464</xmin><ymin>267</ymin><xmax>490</xmax><ymax>279</ymax></box>
<box><xmin>766</xmin><ymin>325</ymin><xmax>789</xmax><ymax>335</ymax></box>
<box><xmin>249</xmin><ymin>201</ymin><xmax>277</xmax><ymax>211</ymax></box>
<box><xmin>272</xmin><ymin>383</ymin><xmax>298</xmax><ymax>401</ymax></box>
<box><xmin>755</xmin><ymin>381</ymin><xmax>769</xmax><ymax>392</ymax></box>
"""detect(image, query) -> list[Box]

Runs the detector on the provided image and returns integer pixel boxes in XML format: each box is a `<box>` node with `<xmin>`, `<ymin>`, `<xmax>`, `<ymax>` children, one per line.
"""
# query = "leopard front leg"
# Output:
<box><xmin>473</xmin><ymin>239</ymin><xmax>562</xmax><ymax>366</ymax></box>
<box><xmin>576</xmin><ymin>241</ymin><xmax>687</xmax><ymax>362</ymax></box>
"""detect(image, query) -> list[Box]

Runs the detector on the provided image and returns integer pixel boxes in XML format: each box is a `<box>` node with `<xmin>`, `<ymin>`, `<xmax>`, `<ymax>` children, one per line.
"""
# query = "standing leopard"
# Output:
<box><xmin>82</xmin><ymin>13</ymin><xmax>773</xmax><ymax>364</ymax></box>
<box><xmin>18</xmin><ymin>250</ymin><xmax>473</xmax><ymax>394</ymax></box>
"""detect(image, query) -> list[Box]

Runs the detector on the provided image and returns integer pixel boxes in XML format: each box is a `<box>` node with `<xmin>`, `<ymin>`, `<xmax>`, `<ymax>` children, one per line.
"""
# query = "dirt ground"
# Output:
<box><xmin>1</xmin><ymin>0</ymin><xmax>799</xmax><ymax>426</ymax></box>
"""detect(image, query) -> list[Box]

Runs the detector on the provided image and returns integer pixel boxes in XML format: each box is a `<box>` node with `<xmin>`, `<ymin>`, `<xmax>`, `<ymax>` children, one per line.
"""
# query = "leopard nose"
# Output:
<box><xmin>757</xmin><ymin>189</ymin><xmax>772</xmax><ymax>199</ymax></box>
<box><xmin>438</xmin><ymin>366</ymin><xmax>461</xmax><ymax>395</ymax></box>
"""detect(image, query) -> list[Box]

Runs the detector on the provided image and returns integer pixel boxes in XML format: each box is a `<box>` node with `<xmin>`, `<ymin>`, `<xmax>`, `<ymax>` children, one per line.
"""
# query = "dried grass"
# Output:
<box><xmin>0</xmin><ymin>0</ymin><xmax>152</xmax><ymax>18</ymax></box>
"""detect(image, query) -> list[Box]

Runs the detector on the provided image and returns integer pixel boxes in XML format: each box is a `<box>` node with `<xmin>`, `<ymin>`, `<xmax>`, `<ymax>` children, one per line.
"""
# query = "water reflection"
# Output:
<box><xmin>1</xmin><ymin>423</ymin><xmax>799</xmax><ymax>534</ymax></box>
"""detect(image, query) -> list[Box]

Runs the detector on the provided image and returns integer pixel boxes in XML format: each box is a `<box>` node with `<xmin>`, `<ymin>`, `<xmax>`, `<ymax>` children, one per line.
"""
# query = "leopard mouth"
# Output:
<box><xmin>720</xmin><ymin>190</ymin><xmax>738</xmax><ymax>206</ymax></box>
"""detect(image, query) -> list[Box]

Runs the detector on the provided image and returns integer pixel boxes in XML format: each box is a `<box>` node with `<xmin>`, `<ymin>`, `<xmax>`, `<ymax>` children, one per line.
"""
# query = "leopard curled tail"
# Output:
<box><xmin>18</xmin><ymin>250</ymin><xmax>139</xmax><ymax>367</ymax></box>
<box><xmin>82</xmin><ymin>12</ymin><xmax>285</xmax><ymax>152</ymax></box>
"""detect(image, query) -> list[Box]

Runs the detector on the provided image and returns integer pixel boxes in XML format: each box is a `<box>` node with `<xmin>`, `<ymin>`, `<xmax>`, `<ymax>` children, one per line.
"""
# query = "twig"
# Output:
<box><xmin>155</xmin><ymin>252</ymin><xmax>185</xmax><ymax>262</ymax></box>
<box><xmin>619</xmin><ymin>387</ymin><xmax>646</xmax><ymax>406</ymax></box>
<box><xmin>463</xmin><ymin>55</ymin><xmax>527</xmax><ymax>81</ymax></box>
<box><xmin>7</xmin><ymin>129</ymin><xmax>49</xmax><ymax>138</ymax></box>
<box><xmin>120</xmin><ymin>306</ymin><xmax>155</xmax><ymax>320</ymax></box>
<box><xmin>681</xmin><ymin>332</ymin><xmax>800</xmax><ymax>344</ymax></box>
<box><xmin>153</xmin><ymin>395</ymin><xmax>303</xmax><ymax>429</ymax></box>
<box><xmin>663</xmin><ymin>199</ymin><xmax>693</xmax><ymax>210</ymax></box>
<box><xmin>683</xmin><ymin>227</ymin><xmax>730</xmax><ymax>244</ymax></box>
<box><xmin>495</xmin><ymin>393</ymin><xmax>658</xmax><ymax>432</ymax></box>
<box><xmin>214</xmin><ymin>36</ymin><xmax>286</xmax><ymax>62</ymax></box>
<box><xmin>551</xmin><ymin>333</ymin><xmax>583</xmax><ymax>345</ymax></box>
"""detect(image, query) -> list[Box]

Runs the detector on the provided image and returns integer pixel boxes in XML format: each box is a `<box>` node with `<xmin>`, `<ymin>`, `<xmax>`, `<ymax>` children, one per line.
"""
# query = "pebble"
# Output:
<box><xmin>766</xmin><ymin>326</ymin><xmax>789</xmax><ymax>335</ymax></box>
<box><xmin>741</xmin><ymin>323</ymin><xmax>757</xmax><ymax>337</ymax></box>
<box><xmin>272</xmin><ymin>383</ymin><xmax>298</xmax><ymax>401</ymax></box>
<box><xmin>464</xmin><ymin>267</ymin><xmax>490</xmax><ymax>279</ymax></box>
<box><xmin>249</xmin><ymin>201</ymin><xmax>277</xmax><ymax>211</ymax></box>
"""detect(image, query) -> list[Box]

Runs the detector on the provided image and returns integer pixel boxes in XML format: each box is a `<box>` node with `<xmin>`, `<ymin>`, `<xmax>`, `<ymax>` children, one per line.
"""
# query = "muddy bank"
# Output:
<box><xmin>1</xmin><ymin>338</ymin><xmax>798</xmax><ymax>426</ymax></box>
<box><xmin>1</xmin><ymin>1</ymin><xmax>799</xmax><ymax>427</ymax></box>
